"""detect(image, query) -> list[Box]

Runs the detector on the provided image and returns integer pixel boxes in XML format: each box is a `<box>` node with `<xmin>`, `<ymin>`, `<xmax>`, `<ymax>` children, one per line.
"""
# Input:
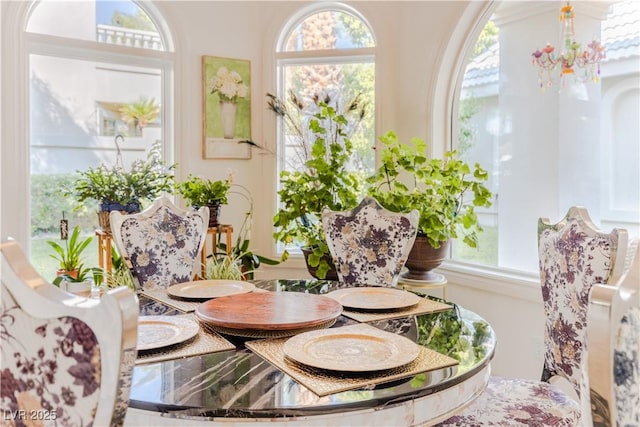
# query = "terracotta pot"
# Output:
<box><xmin>301</xmin><ymin>247</ymin><xmax>339</xmax><ymax>281</ymax></box>
<box><xmin>403</xmin><ymin>236</ymin><xmax>449</xmax><ymax>281</ymax></box>
<box><xmin>56</xmin><ymin>268</ymin><xmax>78</xmax><ymax>279</ymax></box>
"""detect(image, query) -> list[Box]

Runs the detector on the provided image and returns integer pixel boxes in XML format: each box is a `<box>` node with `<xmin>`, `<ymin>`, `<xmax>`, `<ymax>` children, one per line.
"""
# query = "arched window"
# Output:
<box><xmin>22</xmin><ymin>0</ymin><xmax>174</xmax><ymax>275</ymax></box>
<box><xmin>275</xmin><ymin>3</ymin><xmax>376</xmax><ymax>177</ymax></box>
<box><xmin>452</xmin><ymin>1</ymin><xmax>639</xmax><ymax>274</ymax></box>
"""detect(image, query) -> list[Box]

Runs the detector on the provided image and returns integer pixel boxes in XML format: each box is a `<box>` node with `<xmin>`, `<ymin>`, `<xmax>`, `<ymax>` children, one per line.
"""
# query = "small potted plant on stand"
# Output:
<box><xmin>53</xmin><ymin>264</ymin><xmax>104</xmax><ymax>298</ymax></box>
<box><xmin>66</xmin><ymin>141</ymin><xmax>176</xmax><ymax>231</ymax></box>
<box><xmin>176</xmin><ymin>175</ymin><xmax>231</xmax><ymax>227</ymax></box>
<box><xmin>47</xmin><ymin>225</ymin><xmax>93</xmax><ymax>279</ymax></box>
<box><xmin>269</xmin><ymin>91</ymin><xmax>367</xmax><ymax>280</ymax></box>
<box><xmin>367</xmin><ymin>131</ymin><xmax>493</xmax><ymax>281</ymax></box>
<box><xmin>47</xmin><ymin>225</ymin><xmax>103</xmax><ymax>297</ymax></box>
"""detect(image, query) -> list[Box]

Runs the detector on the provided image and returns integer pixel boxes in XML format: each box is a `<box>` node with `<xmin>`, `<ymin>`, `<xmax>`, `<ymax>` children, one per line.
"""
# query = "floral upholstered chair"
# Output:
<box><xmin>437</xmin><ymin>206</ymin><xmax>628</xmax><ymax>426</ymax></box>
<box><xmin>0</xmin><ymin>240</ymin><xmax>138</xmax><ymax>427</ymax></box>
<box><xmin>110</xmin><ymin>196</ymin><xmax>209</xmax><ymax>291</ymax></box>
<box><xmin>321</xmin><ymin>197</ymin><xmax>419</xmax><ymax>287</ymax></box>
<box><xmin>588</xmin><ymin>242</ymin><xmax>639</xmax><ymax>427</ymax></box>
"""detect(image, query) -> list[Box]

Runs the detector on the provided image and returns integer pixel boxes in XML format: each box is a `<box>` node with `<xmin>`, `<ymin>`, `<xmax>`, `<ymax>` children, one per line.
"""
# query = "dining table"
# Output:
<box><xmin>125</xmin><ymin>279</ymin><xmax>496</xmax><ymax>427</ymax></box>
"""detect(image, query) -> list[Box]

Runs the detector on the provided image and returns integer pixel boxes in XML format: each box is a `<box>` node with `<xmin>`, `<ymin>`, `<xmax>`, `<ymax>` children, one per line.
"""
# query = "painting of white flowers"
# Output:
<box><xmin>202</xmin><ymin>55</ymin><xmax>251</xmax><ymax>159</ymax></box>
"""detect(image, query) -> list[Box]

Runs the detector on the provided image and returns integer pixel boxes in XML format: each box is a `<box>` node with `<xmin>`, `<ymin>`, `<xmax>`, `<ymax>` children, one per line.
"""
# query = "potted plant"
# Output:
<box><xmin>269</xmin><ymin>91</ymin><xmax>367</xmax><ymax>279</ymax></box>
<box><xmin>176</xmin><ymin>175</ymin><xmax>231</xmax><ymax>227</ymax></box>
<box><xmin>213</xmin><ymin>183</ymin><xmax>281</xmax><ymax>279</ymax></box>
<box><xmin>367</xmin><ymin>131</ymin><xmax>493</xmax><ymax>280</ymax></box>
<box><xmin>66</xmin><ymin>141</ymin><xmax>176</xmax><ymax>231</ymax></box>
<box><xmin>53</xmin><ymin>264</ymin><xmax>104</xmax><ymax>297</ymax></box>
<box><xmin>46</xmin><ymin>225</ymin><xmax>93</xmax><ymax>278</ymax></box>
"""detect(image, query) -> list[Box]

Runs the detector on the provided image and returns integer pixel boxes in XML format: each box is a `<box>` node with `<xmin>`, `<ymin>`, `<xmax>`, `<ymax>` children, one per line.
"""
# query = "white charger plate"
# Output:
<box><xmin>326</xmin><ymin>287</ymin><xmax>421</xmax><ymax>311</ymax></box>
<box><xmin>167</xmin><ymin>279</ymin><xmax>256</xmax><ymax>300</ymax></box>
<box><xmin>137</xmin><ymin>315</ymin><xmax>199</xmax><ymax>351</ymax></box>
<box><xmin>283</xmin><ymin>325</ymin><xmax>420</xmax><ymax>372</ymax></box>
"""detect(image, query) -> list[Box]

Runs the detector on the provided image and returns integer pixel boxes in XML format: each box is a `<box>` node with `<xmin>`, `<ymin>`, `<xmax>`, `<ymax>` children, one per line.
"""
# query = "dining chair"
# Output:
<box><xmin>0</xmin><ymin>240</ymin><xmax>138</xmax><ymax>427</ymax></box>
<box><xmin>110</xmin><ymin>196</ymin><xmax>209</xmax><ymax>291</ymax></box>
<box><xmin>321</xmin><ymin>196</ymin><xmax>419</xmax><ymax>287</ymax></box>
<box><xmin>436</xmin><ymin>206</ymin><xmax>628</xmax><ymax>426</ymax></box>
<box><xmin>588</xmin><ymin>241</ymin><xmax>639</xmax><ymax>427</ymax></box>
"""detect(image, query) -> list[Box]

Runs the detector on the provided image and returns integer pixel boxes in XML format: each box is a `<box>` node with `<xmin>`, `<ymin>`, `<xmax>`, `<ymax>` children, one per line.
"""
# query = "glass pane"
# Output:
<box><xmin>30</xmin><ymin>54</ymin><xmax>163</xmax><ymax>278</ymax></box>
<box><xmin>281</xmin><ymin>62</ymin><xmax>375</xmax><ymax>176</ymax></box>
<box><xmin>284</xmin><ymin>10</ymin><xmax>374</xmax><ymax>52</ymax></box>
<box><xmin>452</xmin><ymin>0</ymin><xmax>640</xmax><ymax>273</ymax></box>
<box><xmin>27</xmin><ymin>0</ymin><xmax>164</xmax><ymax>50</ymax></box>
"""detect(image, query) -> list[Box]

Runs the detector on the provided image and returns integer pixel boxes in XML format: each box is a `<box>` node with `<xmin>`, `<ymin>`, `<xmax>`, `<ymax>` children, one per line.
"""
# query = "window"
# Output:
<box><xmin>452</xmin><ymin>1</ymin><xmax>640</xmax><ymax>274</ymax></box>
<box><xmin>26</xmin><ymin>0</ymin><xmax>173</xmax><ymax>276</ymax></box>
<box><xmin>275</xmin><ymin>4</ymin><xmax>376</xmax><ymax>178</ymax></box>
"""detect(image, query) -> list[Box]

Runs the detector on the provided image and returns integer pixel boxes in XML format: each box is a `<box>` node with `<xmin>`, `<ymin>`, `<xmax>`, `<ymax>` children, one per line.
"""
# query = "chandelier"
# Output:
<box><xmin>531</xmin><ymin>2</ymin><xmax>606</xmax><ymax>90</ymax></box>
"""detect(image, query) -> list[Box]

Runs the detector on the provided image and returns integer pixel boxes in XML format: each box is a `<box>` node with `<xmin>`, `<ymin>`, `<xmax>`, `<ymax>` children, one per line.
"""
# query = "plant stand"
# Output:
<box><xmin>96</xmin><ymin>229</ymin><xmax>113</xmax><ymax>275</ymax></box>
<box><xmin>200</xmin><ymin>225</ymin><xmax>234</xmax><ymax>277</ymax></box>
<box><xmin>398</xmin><ymin>274</ymin><xmax>448</xmax><ymax>300</ymax></box>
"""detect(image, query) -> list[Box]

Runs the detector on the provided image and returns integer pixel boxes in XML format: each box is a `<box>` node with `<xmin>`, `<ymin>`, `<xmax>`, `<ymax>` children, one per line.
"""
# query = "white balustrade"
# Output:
<box><xmin>96</xmin><ymin>25</ymin><xmax>162</xmax><ymax>50</ymax></box>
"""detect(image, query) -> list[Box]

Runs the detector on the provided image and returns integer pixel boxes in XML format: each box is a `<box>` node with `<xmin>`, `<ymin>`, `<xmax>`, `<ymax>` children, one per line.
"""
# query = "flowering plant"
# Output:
<box><xmin>209</xmin><ymin>67</ymin><xmax>248</xmax><ymax>103</ymax></box>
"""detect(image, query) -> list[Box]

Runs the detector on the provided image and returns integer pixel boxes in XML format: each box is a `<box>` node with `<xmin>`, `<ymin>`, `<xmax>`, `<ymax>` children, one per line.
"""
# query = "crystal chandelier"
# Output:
<box><xmin>531</xmin><ymin>2</ymin><xmax>606</xmax><ymax>90</ymax></box>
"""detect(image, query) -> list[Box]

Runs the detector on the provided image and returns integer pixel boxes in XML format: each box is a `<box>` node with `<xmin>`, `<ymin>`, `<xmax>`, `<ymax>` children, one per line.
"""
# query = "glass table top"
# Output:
<box><xmin>129</xmin><ymin>279</ymin><xmax>496</xmax><ymax>418</ymax></box>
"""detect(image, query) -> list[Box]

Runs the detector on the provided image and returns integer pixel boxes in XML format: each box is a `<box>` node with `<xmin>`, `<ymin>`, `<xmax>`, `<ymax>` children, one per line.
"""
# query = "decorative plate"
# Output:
<box><xmin>137</xmin><ymin>316</ymin><xmax>199</xmax><ymax>351</ymax></box>
<box><xmin>326</xmin><ymin>287</ymin><xmax>421</xmax><ymax>311</ymax></box>
<box><xmin>195</xmin><ymin>292</ymin><xmax>343</xmax><ymax>333</ymax></box>
<box><xmin>167</xmin><ymin>280</ymin><xmax>256</xmax><ymax>300</ymax></box>
<box><xmin>283</xmin><ymin>325</ymin><xmax>420</xmax><ymax>372</ymax></box>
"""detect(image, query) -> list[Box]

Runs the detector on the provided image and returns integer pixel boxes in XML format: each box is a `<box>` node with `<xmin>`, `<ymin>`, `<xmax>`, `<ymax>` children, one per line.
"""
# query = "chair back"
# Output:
<box><xmin>538</xmin><ymin>206</ymin><xmax>628</xmax><ymax>397</ymax></box>
<box><xmin>588</xmin><ymin>242</ymin><xmax>639</xmax><ymax>427</ymax></box>
<box><xmin>110</xmin><ymin>196</ymin><xmax>209</xmax><ymax>291</ymax></box>
<box><xmin>322</xmin><ymin>197</ymin><xmax>419</xmax><ymax>286</ymax></box>
<box><xmin>0</xmin><ymin>240</ymin><xmax>138</xmax><ymax>427</ymax></box>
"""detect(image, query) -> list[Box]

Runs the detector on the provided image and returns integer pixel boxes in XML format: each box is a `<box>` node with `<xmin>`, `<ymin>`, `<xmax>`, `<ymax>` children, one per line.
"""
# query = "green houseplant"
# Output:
<box><xmin>213</xmin><ymin>183</ymin><xmax>281</xmax><ymax>279</ymax></box>
<box><xmin>67</xmin><ymin>142</ymin><xmax>176</xmax><ymax>230</ymax></box>
<box><xmin>176</xmin><ymin>175</ymin><xmax>231</xmax><ymax>227</ymax></box>
<box><xmin>367</xmin><ymin>131</ymin><xmax>492</xmax><ymax>280</ymax></box>
<box><xmin>47</xmin><ymin>225</ymin><xmax>93</xmax><ymax>278</ymax></box>
<box><xmin>269</xmin><ymin>91</ymin><xmax>366</xmax><ymax>279</ymax></box>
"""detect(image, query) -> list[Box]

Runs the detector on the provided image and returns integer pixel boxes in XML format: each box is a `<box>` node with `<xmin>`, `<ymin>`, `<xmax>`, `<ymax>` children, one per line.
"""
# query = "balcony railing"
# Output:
<box><xmin>96</xmin><ymin>24</ymin><xmax>163</xmax><ymax>51</ymax></box>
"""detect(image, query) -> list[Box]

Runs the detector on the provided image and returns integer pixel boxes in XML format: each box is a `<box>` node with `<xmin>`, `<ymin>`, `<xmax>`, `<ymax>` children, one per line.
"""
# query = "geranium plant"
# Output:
<box><xmin>208</xmin><ymin>67</ymin><xmax>248</xmax><ymax>103</ymax></box>
<box><xmin>367</xmin><ymin>131</ymin><xmax>493</xmax><ymax>248</ymax></box>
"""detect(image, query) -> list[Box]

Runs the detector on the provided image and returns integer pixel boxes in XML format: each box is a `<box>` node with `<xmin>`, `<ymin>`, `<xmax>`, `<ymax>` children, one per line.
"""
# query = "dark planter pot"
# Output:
<box><xmin>403</xmin><ymin>236</ymin><xmax>449</xmax><ymax>281</ymax></box>
<box><xmin>207</xmin><ymin>202</ymin><xmax>222</xmax><ymax>228</ymax></box>
<box><xmin>301</xmin><ymin>247</ymin><xmax>339</xmax><ymax>281</ymax></box>
<box><xmin>97</xmin><ymin>200</ymin><xmax>141</xmax><ymax>232</ymax></box>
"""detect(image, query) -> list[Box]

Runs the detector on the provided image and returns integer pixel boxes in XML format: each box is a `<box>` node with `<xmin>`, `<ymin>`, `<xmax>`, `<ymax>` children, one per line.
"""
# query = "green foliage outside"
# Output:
<box><xmin>111</xmin><ymin>9</ymin><xmax>155</xmax><ymax>32</ymax></box>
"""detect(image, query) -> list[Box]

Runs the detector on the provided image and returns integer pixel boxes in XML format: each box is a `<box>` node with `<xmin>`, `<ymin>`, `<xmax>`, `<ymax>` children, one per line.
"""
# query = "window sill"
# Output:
<box><xmin>438</xmin><ymin>261</ymin><xmax>542</xmax><ymax>304</ymax></box>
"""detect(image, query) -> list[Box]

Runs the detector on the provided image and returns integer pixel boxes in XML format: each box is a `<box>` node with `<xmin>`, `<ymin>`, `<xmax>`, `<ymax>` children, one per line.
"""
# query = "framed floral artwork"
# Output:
<box><xmin>202</xmin><ymin>55</ymin><xmax>251</xmax><ymax>159</ymax></box>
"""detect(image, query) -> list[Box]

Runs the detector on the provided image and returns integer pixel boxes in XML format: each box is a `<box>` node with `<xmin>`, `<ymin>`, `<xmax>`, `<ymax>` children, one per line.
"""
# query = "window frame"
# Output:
<box><xmin>0</xmin><ymin>0</ymin><xmax>175</xmax><ymax>249</ymax></box>
<box><xmin>439</xmin><ymin>0</ymin><xmax>639</xmax><ymax>299</ymax></box>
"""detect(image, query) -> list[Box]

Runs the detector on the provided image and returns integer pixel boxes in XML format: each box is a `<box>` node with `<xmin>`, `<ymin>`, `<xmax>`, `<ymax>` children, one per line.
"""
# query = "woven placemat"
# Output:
<box><xmin>341</xmin><ymin>298</ymin><xmax>452</xmax><ymax>323</ymax></box>
<box><xmin>136</xmin><ymin>315</ymin><xmax>235</xmax><ymax>365</ymax></box>
<box><xmin>246</xmin><ymin>323</ymin><xmax>458</xmax><ymax>397</ymax></box>
<box><xmin>140</xmin><ymin>287</ymin><xmax>202</xmax><ymax>313</ymax></box>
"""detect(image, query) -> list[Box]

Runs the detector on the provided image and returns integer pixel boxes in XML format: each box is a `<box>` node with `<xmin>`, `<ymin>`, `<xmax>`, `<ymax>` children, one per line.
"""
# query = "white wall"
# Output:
<box><xmin>1</xmin><ymin>0</ymin><xmax>545</xmax><ymax>380</ymax></box>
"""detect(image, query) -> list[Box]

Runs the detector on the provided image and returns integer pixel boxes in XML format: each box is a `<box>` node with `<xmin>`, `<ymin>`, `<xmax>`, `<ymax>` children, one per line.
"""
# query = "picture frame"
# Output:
<box><xmin>202</xmin><ymin>55</ymin><xmax>251</xmax><ymax>159</ymax></box>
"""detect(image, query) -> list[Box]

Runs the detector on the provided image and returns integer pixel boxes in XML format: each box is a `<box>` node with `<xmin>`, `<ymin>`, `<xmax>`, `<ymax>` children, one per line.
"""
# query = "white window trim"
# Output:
<box><xmin>427</xmin><ymin>1</ymin><xmax>550</xmax><ymax>296</ymax></box>
<box><xmin>0</xmin><ymin>0</ymin><xmax>175</xmax><ymax>248</ymax></box>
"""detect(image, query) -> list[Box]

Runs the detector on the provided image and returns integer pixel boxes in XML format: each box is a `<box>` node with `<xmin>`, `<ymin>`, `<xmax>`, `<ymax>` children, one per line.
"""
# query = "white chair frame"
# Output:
<box><xmin>588</xmin><ymin>242</ymin><xmax>639</xmax><ymax>426</ymax></box>
<box><xmin>1</xmin><ymin>240</ymin><xmax>138</xmax><ymax>427</ymax></box>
